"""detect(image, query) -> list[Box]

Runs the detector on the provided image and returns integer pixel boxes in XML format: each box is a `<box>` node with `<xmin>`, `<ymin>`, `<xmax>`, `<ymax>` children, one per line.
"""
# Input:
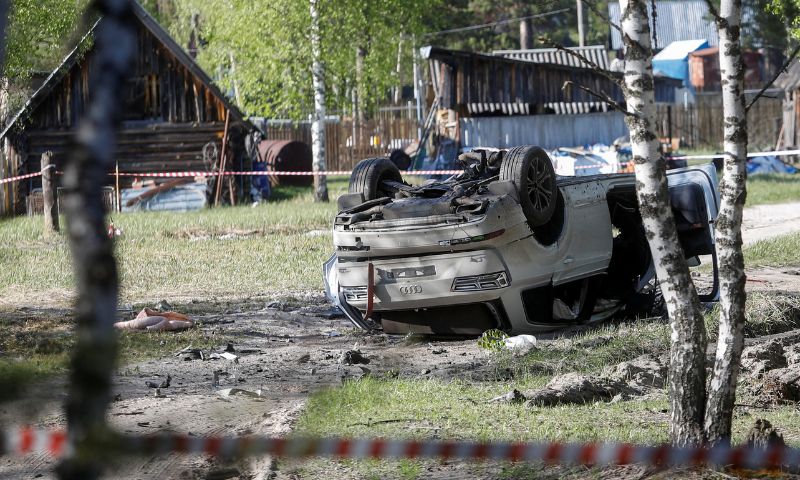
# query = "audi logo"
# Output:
<box><xmin>399</xmin><ymin>285</ymin><xmax>423</xmax><ymax>295</ymax></box>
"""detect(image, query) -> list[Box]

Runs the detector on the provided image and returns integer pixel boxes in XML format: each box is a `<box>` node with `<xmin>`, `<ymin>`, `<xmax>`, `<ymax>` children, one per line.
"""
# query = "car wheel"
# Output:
<box><xmin>349</xmin><ymin>158</ymin><xmax>403</xmax><ymax>201</ymax></box>
<box><xmin>500</xmin><ymin>146</ymin><xmax>557</xmax><ymax>227</ymax></box>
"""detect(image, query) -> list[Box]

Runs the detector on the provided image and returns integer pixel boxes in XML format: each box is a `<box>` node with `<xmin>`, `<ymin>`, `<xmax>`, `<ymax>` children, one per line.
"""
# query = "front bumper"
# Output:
<box><xmin>323</xmin><ymin>249</ymin><xmax>511</xmax><ymax>330</ymax></box>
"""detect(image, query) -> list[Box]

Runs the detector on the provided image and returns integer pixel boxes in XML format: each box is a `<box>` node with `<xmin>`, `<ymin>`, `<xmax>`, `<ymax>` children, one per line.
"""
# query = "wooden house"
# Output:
<box><xmin>0</xmin><ymin>1</ymin><xmax>253</xmax><ymax>215</ymax></box>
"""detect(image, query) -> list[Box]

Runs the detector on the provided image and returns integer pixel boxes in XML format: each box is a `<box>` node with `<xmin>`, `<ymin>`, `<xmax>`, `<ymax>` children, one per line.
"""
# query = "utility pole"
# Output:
<box><xmin>577</xmin><ymin>0</ymin><xmax>585</xmax><ymax>47</ymax></box>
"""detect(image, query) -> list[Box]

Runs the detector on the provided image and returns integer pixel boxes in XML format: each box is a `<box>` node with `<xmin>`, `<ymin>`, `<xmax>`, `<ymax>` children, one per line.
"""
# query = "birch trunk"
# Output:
<box><xmin>704</xmin><ymin>0</ymin><xmax>748</xmax><ymax>444</ymax></box>
<box><xmin>619</xmin><ymin>0</ymin><xmax>707</xmax><ymax>446</ymax></box>
<box><xmin>310</xmin><ymin>0</ymin><xmax>328</xmax><ymax>202</ymax></box>
<box><xmin>519</xmin><ymin>18</ymin><xmax>532</xmax><ymax>50</ymax></box>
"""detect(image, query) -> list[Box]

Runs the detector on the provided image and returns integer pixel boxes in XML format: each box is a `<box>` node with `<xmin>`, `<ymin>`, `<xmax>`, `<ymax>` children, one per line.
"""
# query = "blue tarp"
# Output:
<box><xmin>747</xmin><ymin>156</ymin><xmax>798</xmax><ymax>175</ymax></box>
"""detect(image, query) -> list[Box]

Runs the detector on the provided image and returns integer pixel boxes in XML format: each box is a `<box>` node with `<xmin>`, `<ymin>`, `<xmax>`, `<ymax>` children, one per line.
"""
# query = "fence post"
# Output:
<box><xmin>41</xmin><ymin>151</ymin><xmax>58</xmax><ymax>234</ymax></box>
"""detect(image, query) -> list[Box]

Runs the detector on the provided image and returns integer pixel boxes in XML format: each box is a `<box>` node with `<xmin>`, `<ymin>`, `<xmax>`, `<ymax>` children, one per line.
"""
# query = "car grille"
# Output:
<box><xmin>451</xmin><ymin>272</ymin><xmax>509</xmax><ymax>292</ymax></box>
<box><xmin>341</xmin><ymin>286</ymin><xmax>369</xmax><ymax>302</ymax></box>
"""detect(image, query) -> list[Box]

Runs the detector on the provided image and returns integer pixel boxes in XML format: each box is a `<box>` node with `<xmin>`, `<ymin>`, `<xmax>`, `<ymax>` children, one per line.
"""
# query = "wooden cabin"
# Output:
<box><xmin>0</xmin><ymin>2</ymin><xmax>253</xmax><ymax>215</ymax></box>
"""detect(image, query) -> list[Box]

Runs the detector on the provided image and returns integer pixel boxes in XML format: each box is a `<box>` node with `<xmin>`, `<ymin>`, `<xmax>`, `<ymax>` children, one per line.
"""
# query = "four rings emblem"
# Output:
<box><xmin>399</xmin><ymin>285</ymin><xmax>423</xmax><ymax>295</ymax></box>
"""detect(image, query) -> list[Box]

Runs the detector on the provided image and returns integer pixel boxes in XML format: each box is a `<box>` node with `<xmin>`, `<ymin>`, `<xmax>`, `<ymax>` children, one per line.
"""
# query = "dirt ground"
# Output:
<box><xmin>2</xmin><ymin>202</ymin><xmax>800</xmax><ymax>480</ymax></box>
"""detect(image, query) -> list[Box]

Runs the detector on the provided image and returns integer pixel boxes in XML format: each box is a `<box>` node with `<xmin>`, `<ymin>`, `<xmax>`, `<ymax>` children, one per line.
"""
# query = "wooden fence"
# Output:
<box><xmin>655</xmin><ymin>95</ymin><xmax>783</xmax><ymax>151</ymax></box>
<box><xmin>259</xmin><ymin>116</ymin><xmax>418</xmax><ymax>172</ymax></box>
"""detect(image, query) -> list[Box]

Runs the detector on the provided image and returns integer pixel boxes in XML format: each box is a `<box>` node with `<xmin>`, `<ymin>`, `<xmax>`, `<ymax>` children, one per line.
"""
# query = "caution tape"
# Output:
<box><xmin>1</xmin><ymin>149</ymin><xmax>798</xmax><ymax>185</ymax></box>
<box><xmin>0</xmin><ymin>171</ymin><xmax>43</xmax><ymax>185</ymax></box>
<box><xmin>1</xmin><ymin>426</ymin><xmax>798</xmax><ymax>469</ymax></box>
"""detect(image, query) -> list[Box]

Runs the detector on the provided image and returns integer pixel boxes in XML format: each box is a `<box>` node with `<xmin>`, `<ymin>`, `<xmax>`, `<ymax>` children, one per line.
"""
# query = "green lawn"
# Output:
<box><xmin>0</xmin><ymin>178</ymin><xmax>349</xmax><ymax>305</ymax></box>
<box><xmin>747</xmin><ymin>174</ymin><xmax>800</xmax><ymax>205</ymax></box>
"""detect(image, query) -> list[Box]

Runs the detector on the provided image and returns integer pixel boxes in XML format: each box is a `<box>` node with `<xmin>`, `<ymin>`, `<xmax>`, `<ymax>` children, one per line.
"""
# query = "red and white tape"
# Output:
<box><xmin>1</xmin><ymin>427</ymin><xmax>798</xmax><ymax>469</ymax></box>
<box><xmin>1</xmin><ymin>149</ymin><xmax>798</xmax><ymax>185</ymax></box>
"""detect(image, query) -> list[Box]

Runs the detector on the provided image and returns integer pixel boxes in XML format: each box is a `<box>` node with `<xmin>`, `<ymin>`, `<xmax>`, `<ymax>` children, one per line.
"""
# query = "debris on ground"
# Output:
<box><xmin>220</xmin><ymin>352</ymin><xmax>239</xmax><ymax>362</ymax></box>
<box><xmin>503</xmin><ymin>334</ymin><xmax>537</xmax><ymax>355</ymax></box>
<box><xmin>746</xmin><ymin>419</ymin><xmax>786</xmax><ymax>448</ymax></box>
<box><xmin>217</xmin><ymin>388</ymin><xmax>263</xmax><ymax>398</ymax></box>
<box><xmin>524</xmin><ymin>373</ymin><xmax>628</xmax><ymax>407</ymax></box>
<box><xmin>741</xmin><ymin>340</ymin><xmax>787</xmax><ymax>378</ymax></box>
<box><xmin>522</xmin><ymin>355</ymin><xmax>668</xmax><ymax>407</ymax></box>
<box><xmin>488</xmin><ymin>389</ymin><xmax>526</xmax><ymax>404</ymax></box>
<box><xmin>175</xmin><ymin>346</ymin><xmax>205</xmax><ymax>361</ymax></box>
<box><xmin>145</xmin><ymin>375</ymin><xmax>171</xmax><ymax>389</ymax></box>
<box><xmin>340</xmin><ymin>349</ymin><xmax>370</xmax><ymax>365</ymax></box>
<box><xmin>225</xmin><ymin>342</ymin><xmax>235</xmax><ymax>352</ymax></box>
<box><xmin>114</xmin><ymin>308</ymin><xmax>193</xmax><ymax>331</ymax></box>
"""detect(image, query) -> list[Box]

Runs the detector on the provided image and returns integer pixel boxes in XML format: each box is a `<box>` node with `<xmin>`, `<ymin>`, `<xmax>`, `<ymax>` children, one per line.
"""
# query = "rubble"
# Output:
<box><xmin>741</xmin><ymin>340</ymin><xmax>787</xmax><ymax>378</ymax></box>
<box><xmin>339</xmin><ymin>349</ymin><xmax>370</xmax><ymax>365</ymax></box>
<box><xmin>488</xmin><ymin>389</ymin><xmax>526</xmax><ymax>404</ymax></box>
<box><xmin>145</xmin><ymin>375</ymin><xmax>171</xmax><ymax>389</ymax></box>
<box><xmin>524</xmin><ymin>373</ymin><xmax>628</xmax><ymax>407</ymax></box>
<box><xmin>746</xmin><ymin>419</ymin><xmax>786</xmax><ymax>449</ymax></box>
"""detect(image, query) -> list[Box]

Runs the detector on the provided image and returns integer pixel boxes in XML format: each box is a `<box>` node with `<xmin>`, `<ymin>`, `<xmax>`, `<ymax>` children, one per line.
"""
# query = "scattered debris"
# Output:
<box><xmin>114</xmin><ymin>308</ymin><xmax>193</xmax><ymax>331</ymax></box>
<box><xmin>340</xmin><ymin>349</ymin><xmax>370</xmax><ymax>365</ymax></box>
<box><xmin>217</xmin><ymin>388</ymin><xmax>263</xmax><ymax>398</ymax></box>
<box><xmin>145</xmin><ymin>375</ymin><xmax>172</xmax><ymax>389</ymax></box>
<box><xmin>431</xmin><ymin>348</ymin><xmax>447</xmax><ymax>355</ymax></box>
<box><xmin>741</xmin><ymin>340</ymin><xmax>787</xmax><ymax>378</ymax></box>
<box><xmin>297</xmin><ymin>354</ymin><xmax>311</xmax><ymax>364</ymax></box>
<box><xmin>525</xmin><ymin>373</ymin><xmax>628</xmax><ymax>407</ymax></box>
<box><xmin>225</xmin><ymin>342</ymin><xmax>236</xmax><ymax>353</ymax></box>
<box><xmin>488</xmin><ymin>389</ymin><xmax>526</xmax><ymax>404</ymax></box>
<box><xmin>155</xmin><ymin>300</ymin><xmax>173</xmax><ymax>311</ymax></box>
<box><xmin>503</xmin><ymin>334</ymin><xmax>537</xmax><ymax>355</ymax></box>
<box><xmin>220</xmin><ymin>352</ymin><xmax>239</xmax><ymax>363</ymax></box>
<box><xmin>420</xmin><ymin>368</ymin><xmax>431</xmax><ymax>375</ymax></box>
<box><xmin>746</xmin><ymin>419</ymin><xmax>786</xmax><ymax>449</ymax></box>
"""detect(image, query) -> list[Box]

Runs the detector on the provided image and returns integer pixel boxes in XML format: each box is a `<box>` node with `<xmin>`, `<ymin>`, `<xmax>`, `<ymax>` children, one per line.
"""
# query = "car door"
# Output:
<box><xmin>666</xmin><ymin>162</ymin><xmax>720</xmax><ymax>301</ymax></box>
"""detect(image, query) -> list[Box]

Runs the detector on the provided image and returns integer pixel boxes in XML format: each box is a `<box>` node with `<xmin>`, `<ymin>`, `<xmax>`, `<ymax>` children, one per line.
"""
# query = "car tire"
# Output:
<box><xmin>349</xmin><ymin>158</ymin><xmax>403</xmax><ymax>201</ymax></box>
<box><xmin>500</xmin><ymin>146</ymin><xmax>557</xmax><ymax>227</ymax></box>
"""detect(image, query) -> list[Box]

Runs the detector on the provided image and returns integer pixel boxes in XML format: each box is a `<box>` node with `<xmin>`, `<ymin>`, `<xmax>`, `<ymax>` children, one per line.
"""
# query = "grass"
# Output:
<box><xmin>293</xmin><ymin>293</ymin><xmax>800</xmax><ymax>478</ymax></box>
<box><xmin>746</xmin><ymin>174</ymin><xmax>800</xmax><ymax>206</ymax></box>
<box><xmin>0</xmin><ymin>178</ymin><xmax>349</xmax><ymax>305</ymax></box>
<box><xmin>745</xmin><ymin>231</ymin><xmax>800</xmax><ymax>267</ymax></box>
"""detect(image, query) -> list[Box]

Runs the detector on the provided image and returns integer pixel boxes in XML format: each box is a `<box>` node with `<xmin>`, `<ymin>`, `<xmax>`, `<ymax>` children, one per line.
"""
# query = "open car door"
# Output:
<box><xmin>666</xmin><ymin>162</ymin><xmax>721</xmax><ymax>302</ymax></box>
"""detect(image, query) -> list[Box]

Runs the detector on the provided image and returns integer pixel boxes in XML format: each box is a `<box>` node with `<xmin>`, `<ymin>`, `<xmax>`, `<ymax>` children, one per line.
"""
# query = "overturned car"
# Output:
<box><xmin>324</xmin><ymin>145</ymin><xmax>719</xmax><ymax>335</ymax></box>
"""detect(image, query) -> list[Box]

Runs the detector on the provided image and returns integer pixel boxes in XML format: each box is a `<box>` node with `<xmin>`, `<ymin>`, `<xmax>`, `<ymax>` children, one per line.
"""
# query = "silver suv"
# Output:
<box><xmin>324</xmin><ymin>146</ymin><xmax>719</xmax><ymax>335</ymax></box>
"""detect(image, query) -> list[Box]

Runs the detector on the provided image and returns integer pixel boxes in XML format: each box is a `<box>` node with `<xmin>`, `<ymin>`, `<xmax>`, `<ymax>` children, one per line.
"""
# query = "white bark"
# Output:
<box><xmin>704</xmin><ymin>0</ymin><xmax>748</xmax><ymax>444</ymax></box>
<box><xmin>520</xmin><ymin>18</ymin><xmax>532</xmax><ymax>50</ymax></box>
<box><xmin>619</xmin><ymin>0</ymin><xmax>707</xmax><ymax>446</ymax></box>
<box><xmin>310</xmin><ymin>0</ymin><xmax>328</xmax><ymax>202</ymax></box>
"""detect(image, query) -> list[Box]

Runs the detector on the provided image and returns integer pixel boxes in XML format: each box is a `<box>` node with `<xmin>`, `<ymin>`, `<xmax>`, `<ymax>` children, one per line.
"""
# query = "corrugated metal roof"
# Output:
<box><xmin>653</xmin><ymin>39</ymin><xmax>708</xmax><ymax>60</ymax></box>
<box><xmin>777</xmin><ymin>59</ymin><xmax>800</xmax><ymax>90</ymax></box>
<box><xmin>608</xmin><ymin>1</ymin><xmax>718</xmax><ymax>50</ymax></box>
<box><xmin>492</xmin><ymin>45</ymin><xmax>609</xmax><ymax>70</ymax></box>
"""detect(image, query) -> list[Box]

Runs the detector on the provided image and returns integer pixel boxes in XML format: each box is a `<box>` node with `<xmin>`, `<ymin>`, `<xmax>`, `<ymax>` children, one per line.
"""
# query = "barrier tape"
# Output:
<box><xmin>0</xmin><ymin>426</ymin><xmax>797</xmax><ymax>470</ymax></box>
<box><xmin>1</xmin><ymin>149</ymin><xmax>798</xmax><ymax>185</ymax></box>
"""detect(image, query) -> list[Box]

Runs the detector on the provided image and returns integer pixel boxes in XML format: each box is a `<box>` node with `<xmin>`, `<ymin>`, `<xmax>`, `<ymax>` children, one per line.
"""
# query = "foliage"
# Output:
<box><xmin>143</xmin><ymin>0</ymin><xmax>437</xmax><ymax>119</ymax></box>
<box><xmin>4</xmin><ymin>0</ymin><xmax>91</xmax><ymax>78</ymax></box>
<box><xmin>477</xmin><ymin>328</ymin><xmax>508</xmax><ymax>352</ymax></box>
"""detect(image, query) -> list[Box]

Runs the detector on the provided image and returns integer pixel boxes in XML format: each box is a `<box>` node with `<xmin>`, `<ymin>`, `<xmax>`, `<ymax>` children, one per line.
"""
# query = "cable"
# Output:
<box><xmin>422</xmin><ymin>7</ymin><xmax>571</xmax><ymax>37</ymax></box>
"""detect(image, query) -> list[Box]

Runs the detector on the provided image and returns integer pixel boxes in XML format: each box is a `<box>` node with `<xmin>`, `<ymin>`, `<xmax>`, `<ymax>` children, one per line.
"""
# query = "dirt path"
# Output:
<box><xmin>742</xmin><ymin>201</ymin><xmax>800</xmax><ymax>245</ymax></box>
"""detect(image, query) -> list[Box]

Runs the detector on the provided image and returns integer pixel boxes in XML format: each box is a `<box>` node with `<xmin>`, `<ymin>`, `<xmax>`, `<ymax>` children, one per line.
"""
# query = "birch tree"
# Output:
<box><xmin>619</xmin><ymin>0</ymin><xmax>708</xmax><ymax>446</ymax></box>
<box><xmin>309</xmin><ymin>0</ymin><xmax>328</xmax><ymax>202</ymax></box>
<box><xmin>704</xmin><ymin>0</ymin><xmax>748</xmax><ymax>444</ymax></box>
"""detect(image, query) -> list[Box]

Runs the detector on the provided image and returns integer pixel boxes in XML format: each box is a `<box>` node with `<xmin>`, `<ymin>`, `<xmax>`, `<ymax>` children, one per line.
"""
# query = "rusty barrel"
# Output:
<box><xmin>257</xmin><ymin>140</ymin><xmax>312</xmax><ymax>187</ymax></box>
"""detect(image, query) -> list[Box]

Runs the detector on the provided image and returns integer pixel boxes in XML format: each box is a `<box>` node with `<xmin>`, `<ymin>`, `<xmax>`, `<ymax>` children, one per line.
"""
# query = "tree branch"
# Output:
<box><xmin>703</xmin><ymin>0</ymin><xmax>726</xmax><ymax>27</ymax></box>
<box><xmin>746</xmin><ymin>44</ymin><xmax>800</xmax><ymax>112</ymax></box>
<box><xmin>582</xmin><ymin>0</ymin><xmax>621</xmax><ymax>34</ymax></box>
<box><xmin>562</xmin><ymin>80</ymin><xmax>636</xmax><ymax>117</ymax></box>
<box><xmin>538</xmin><ymin>36</ymin><xmax>626</xmax><ymax>90</ymax></box>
